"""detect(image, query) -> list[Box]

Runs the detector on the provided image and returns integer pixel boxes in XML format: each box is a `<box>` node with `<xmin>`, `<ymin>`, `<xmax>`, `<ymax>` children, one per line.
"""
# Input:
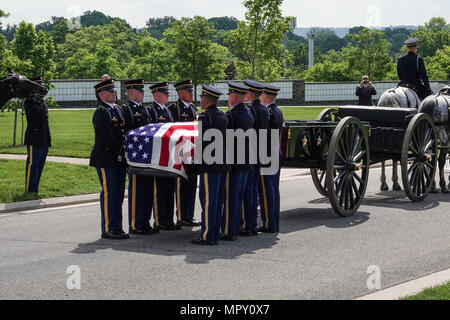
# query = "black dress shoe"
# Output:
<box><xmin>155</xmin><ymin>223</ymin><xmax>182</xmax><ymax>231</ymax></box>
<box><xmin>101</xmin><ymin>230</ymin><xmax>130</xmax><ymax>240</ymax></box>
<box><xmin>220</xmin><ymin>234</ymin><xmax>237</xmax><ymax>241</ymax></box>
<box><xmin>129</xmin><ymin>227</ymin><xmax>159</xmax><ymax>235</ymax></box>
<box><xmin>178</xmin><ymin>218</ymin><xmax>202</xmax><ymax>227</ymax></box>
<box><xmin>191</xmin><ymin>237</ymin><xmax>217</xmax><ymax>245</ymax></box>
<box><xmin>257</xmin><ymin>226</ymin><xmax>279</xmax><ymax>233</ymax></box>
<box><xmin>239</xmin><ymin>229</ymin><xmax>259</xmax><ymax>236</ymax></box>
<box><xmin>239</xmin><ymin>230</ymin><xmax>253</xmax><ymax>237</ymax></box>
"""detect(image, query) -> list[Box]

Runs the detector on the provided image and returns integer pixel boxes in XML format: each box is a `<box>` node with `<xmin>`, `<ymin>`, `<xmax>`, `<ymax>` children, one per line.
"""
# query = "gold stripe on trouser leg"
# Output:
<box><xmin>260</xmin><ymin>175</ymin><xmax>269</xmax><ymax>229</ymax></box>
<box><xmin>177</xmin><ymin>177</ymin><xmax>181</xmax><ymax>221</ymax></box>
<box><xmin>241</xmin><ymin>201</ymin><xmax>246</xmax><ymax>230</ymax></box>
<box><xmin>26</xmin><ymin>145</ymin><xmax>33</xmax><ymax>191</ymax></box>
<box><xmin>131</xmin><ymin>174</ymin><xmax>136</xmax><ymax>231</ymax></box>
<box><xmin>101</xmin><ymin>168</ymin><xmax>109</xmax><ymax>233</ymax></box>
<box><xmin>202</xmin><ymin>173</ymin><xmax>209</xmax><ymax>241</ymax></box>
<box><xmin>153</xmin><ymin>177</ymin><xmax>159</xmax><ymax>226</ymax></box>
<box><xmin>224</xmin><ymin>172</ymin><xmax>230</xmax><ymax>236</ymax></box>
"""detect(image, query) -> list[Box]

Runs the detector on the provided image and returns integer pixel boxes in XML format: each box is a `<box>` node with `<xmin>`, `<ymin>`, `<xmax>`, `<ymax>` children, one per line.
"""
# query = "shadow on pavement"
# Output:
<box><xmin>71</xmin><ymin>226</ymin><xmax>278</xmax><ymax>265</ymax></box>
<box><xmin>279</xmin><ymin>208</ymin><xmax>370</xmax><ymax>233</ymax></box>
<box><xmin>308</xmin><ymin>190</ymin><xmax>441</xmax><ymax>212</ymax></box>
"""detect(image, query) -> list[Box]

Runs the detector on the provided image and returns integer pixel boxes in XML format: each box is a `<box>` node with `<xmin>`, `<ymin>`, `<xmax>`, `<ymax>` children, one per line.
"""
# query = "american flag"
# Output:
<box><xmin>125</xmin><ymin>122</ymin><xmax>198</xmax><ymax>179</ymax></box>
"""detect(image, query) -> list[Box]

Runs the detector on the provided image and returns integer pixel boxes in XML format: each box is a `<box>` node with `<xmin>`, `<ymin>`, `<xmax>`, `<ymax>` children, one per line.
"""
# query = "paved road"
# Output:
<box><xmin>1</xmin><ymin>166</ymin><xmax>449</xmax><ymax>300</ymax></box>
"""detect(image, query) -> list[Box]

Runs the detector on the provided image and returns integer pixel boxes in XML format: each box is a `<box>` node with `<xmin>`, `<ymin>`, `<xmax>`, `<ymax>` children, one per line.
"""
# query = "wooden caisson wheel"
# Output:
<box><xmin>401</xmin><ymin>113</ymin><xmax>437</xmax><ymax>202</ymax></box>
<box><xmin>326</xmin><ymin>116</ymin><xmax>370</xmax><ymax>217</ymax></box>
<box><xmin>310</xmin><ymin>108</ymin><xmax>339</xmax><ymax>197</ymax></box>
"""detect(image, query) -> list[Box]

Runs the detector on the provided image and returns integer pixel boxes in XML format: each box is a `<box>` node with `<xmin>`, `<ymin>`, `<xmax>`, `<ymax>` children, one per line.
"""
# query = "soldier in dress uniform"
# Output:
<box><xmin>191</xmin><ymin>84</ymin><xmax>228</xmax><ymax>245</ymax></box>
<box><xmin>148</xmin><ymin>82</ymin><xmax>180</xmax><ymax>231</ymax></box>
<box><xmin>258</xmin><ymin>84</ymin><xmax>284</xmax><ymax>233</ymax></box>
<box><xmin>397</xmin><ymin>37</ymin><xmax>432</xmax><ymax>100</ymax></box>
<box><xmin>221</xmin><ymin>81</ymin><xmax>254</xmax><ymax>241</ymax></box>
<box><xmin>168</xmin><ymin>80</ymin><xmax>201</xmax><ymax>227</ymax></box>
<box><xmin>240</xmin><ymin>80</ymin><xmax>269</xmax><ymax>236</ymax></box>
<box><xmin>90</xmin><ymin>77</ymin><xmax>129</xmax><ymax>239</ymax></box>
<box><xmin>24</xmin><ymin>76</ymin><xmax>51</xmax><ymax>194</ymax></box>
<box><xmin>122</xmin><ymin>79</ymin><xmax>158</xmax><ymax>235</ymax></box>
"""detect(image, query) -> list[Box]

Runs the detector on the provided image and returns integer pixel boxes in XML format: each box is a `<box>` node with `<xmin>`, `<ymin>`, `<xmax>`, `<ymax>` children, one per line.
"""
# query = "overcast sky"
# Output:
<box><xmin>1</xmin><ymin>0</ymin><xmax>449</xmax><ymax>28</ymax></box>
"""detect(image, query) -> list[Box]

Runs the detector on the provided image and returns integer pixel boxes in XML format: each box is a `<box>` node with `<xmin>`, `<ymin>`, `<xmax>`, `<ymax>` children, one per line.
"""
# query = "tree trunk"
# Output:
<box><xmin>21</xmin><ymin>111</ymin><xmax>24</xmax><ymax>145</ymax></box>
<box><xmin>13</xmin><ymin>109</ymin><xmax>17</xmax><ymax>146</ymax></box>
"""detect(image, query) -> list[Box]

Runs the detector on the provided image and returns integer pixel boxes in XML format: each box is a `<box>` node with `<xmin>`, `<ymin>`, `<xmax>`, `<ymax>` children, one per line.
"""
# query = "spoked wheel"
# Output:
<box><xmin>310</xmin><ymin>108</ymin><xmax>339</xmax><ymax>197</ymax></box>
<box><xmin>401</xmin><ymin>113</ymin><xmax>437</xmax><ymax>202</ymax></box>
<box><xmin>316</xmin><ymin>108</ymin><xmax>339</xmax><ymax>122</ymax></box>
<box><xmin>326</xmin><ymin>117</ymin><xmax>370</xmax><ymax>217</ymax></box>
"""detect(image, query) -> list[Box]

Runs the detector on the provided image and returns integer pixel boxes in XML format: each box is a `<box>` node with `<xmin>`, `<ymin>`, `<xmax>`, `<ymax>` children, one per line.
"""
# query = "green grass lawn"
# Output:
<box><xmin>0</xmin><ymin>159</ymin><xmax>102</xmax><ymax>203</ymax></box>
<box><xmin>401</xmin><ymin>281</ymin><xmax>450</xmax><ymax>300</ymax></box>
<box><xmin>0</xmin><ymin>107</ymin><xmax>326</xmax><ymax>159</ymax></box>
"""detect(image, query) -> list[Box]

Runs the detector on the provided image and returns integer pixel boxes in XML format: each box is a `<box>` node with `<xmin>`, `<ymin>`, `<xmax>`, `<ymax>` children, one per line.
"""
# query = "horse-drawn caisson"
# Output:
<box><xmin>281</xmin><ymin>84</ymin><xmax>450</xmax><ymax>217</ymax></box>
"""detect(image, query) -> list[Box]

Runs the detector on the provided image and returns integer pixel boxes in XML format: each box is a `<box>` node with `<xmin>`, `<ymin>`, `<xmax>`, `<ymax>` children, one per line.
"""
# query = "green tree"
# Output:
<box><xmin>411</xmin><ymin>17</ymin><xmax>450</xmax><ymax>58</ymax></box>
<box><xmin>93</xmin><ymin>39</ymin><xmax>126</xmax><ymax>78</ymax></box>
<box><xmin>303</xmin><ymin>60</ymin><xmax>353</xmax><ymax>82</ymax></box>
<box><xmin>383</xmin><ymin>27</ymin><xmax>412</xmax><ymax>57</ymax></box>
<box><xmin>425</xmin><ymin>45</ymin><xmax>450</xmax><ymax>80</ymax></box>
<box><xmin>11</xmin><ymin>21</ymin><xmax>37</xmax><ymax>62</ymax></box>
<box><xmin>227</xmin><ymin>0</ymin><xmax>291</xmax><ymax>80</ymax></box>
<box><xmin>51</xmin><ymin>19</ymin><xmax>70</xmax><ymax>44</ymax></box>
<box><xmin>62</xmin><ymin>48</ymin><xmax>97</xmax><ymax>78</ymax></box>
<box><xmin>126</xmin><ymin>35</ymin><xmax>173</xmax><ymax>81</ymax></box>
<box><xmin>56</xmin><ymin>20</ymin><xmax>138</xmax><ymax>78</ymax></box>
<box><xmin>164</xmin><ymin>16</ymin><xmax>228</xmax><ymax>96</ymax></box>
<box><xmin>308</xmin><ymin>28</ymin><xmax>347</xmax><ymax>53</ymax></box>
<box><xmin>343</xmin><ymin>28</ymin><xmax>393</xmax><ymax>80</ymax></box>
<box><xmin>10</xmin><ymin>21</ymin><xmax>56</xmax><ymax>80</ymax></box>
<box><xmin>0</xmin><ymin>9</ymin><xmax>9</xmax><ymax>27</ymax></box>
<box><xmin>146</xmin><ymin>16</ymin><xmax>177</xmax><ymax>39</ymax></box>
<box><xmin>208</xmin><ymin>17</ymin><xmax>239</xmax><ymax>30</ymax></box>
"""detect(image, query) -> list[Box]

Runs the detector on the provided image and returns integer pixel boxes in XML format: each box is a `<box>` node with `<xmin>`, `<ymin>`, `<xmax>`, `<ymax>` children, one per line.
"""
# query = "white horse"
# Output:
<box><xmin>418</xmin><ymin>86</ymin><xmax>450</xmax><ymax>193</ymax></box>
<box><xmin>377</xmin><ymin>86</ymin><xmax>422</xmax><ymax>191</ymax></box>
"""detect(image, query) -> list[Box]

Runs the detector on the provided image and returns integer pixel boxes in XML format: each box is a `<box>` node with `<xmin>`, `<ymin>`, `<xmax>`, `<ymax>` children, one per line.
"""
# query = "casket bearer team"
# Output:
<box><xmin>221</xmin><ymin>81</ymin><xmax>254</xmax><ymax>241</ymax></box>
<box><xmin>241</xmin><ymin>80</ymin><xmax>269</xmax><ymax>236</ymax></box>
<box><xmin>168</xmin><ymin>80</ymin><xmax>201</xmax><ymax>227</ymax></box>
<box><xmin>122</xmin><ymin>79</ymin><xmax>158</xmax><ymax>235</ymax></box>
<box><xmin>258</xmin><ymin>84</ymin><xmax>284</xmax><ymax>233</ymax></box>
<box><xmin>90</xmin><ymin>76</ymin><xmax>129</xmax><ymax>239</ymax></box>
<box><xmin>191</xmin><ymin>85</ymin><xmax>228</xmax><ymax>245</ymax></box>
<box><xmin>149</xmin><ymin>82</ymin><xmax>180</xmax><ymax>230</ymax></box>
<box><xmin>24</xmin><ymin>76</ymin><xmax>51</xmax><ymax>194</ymax></box>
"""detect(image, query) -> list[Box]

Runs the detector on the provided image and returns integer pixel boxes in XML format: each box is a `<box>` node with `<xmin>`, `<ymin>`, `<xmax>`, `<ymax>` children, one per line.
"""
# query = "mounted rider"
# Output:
<box><xmin>397</xmin><ymin>37</ymin><xmax>433</xmax><ymax>100</ymax></box>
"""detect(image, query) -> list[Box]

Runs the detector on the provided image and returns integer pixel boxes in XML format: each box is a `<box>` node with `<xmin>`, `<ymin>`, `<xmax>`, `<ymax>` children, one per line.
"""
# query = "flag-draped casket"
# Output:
<box><xmin>125</xmin><ymin>122</ymin><xmax>198</xmax><ymax>179</ymax></box>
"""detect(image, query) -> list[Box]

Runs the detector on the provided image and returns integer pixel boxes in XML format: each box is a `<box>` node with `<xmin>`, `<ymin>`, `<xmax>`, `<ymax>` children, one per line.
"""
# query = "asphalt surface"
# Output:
<box><xmin>1</xmin><ymin>166</ymin><xmax>450</xmax><ymax>300</ymax></box>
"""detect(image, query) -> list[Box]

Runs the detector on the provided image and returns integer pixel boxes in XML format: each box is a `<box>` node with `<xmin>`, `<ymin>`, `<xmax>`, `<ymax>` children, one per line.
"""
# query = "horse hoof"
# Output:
<box><xmin>430</xmin><ymin>187</ymin><xmax>439</xmax><ymax>193</ymax></box>
<box><xmin>380</xmin><ymin>184</ymin><xmax>389</xmax><ymax>191</ymax></box>
<box><xmin>392</xmin><ymin>184</ymin><xmax>402</xmax><ymax>191</ymax></box>
<box><xmin>442</xmin><ymin>187</ymin><xmax>450</xmax><ymax>194</ymax></box>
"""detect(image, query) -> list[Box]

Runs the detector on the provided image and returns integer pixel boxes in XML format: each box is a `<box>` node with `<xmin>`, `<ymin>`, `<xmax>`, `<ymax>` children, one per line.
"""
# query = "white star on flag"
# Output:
<box><xmin>128</xmin><ymin>144</ymin><xmax>133</xmax><ymax>149</ymax></box>
<box><xmin>143</xmin><ymin>153</ymin><xmax>148</xmax><ymax>159</ymax></box>
<box><xmin>129</xmin><ymin>131</ymin><xmax>135</xmax><ymax>135</ymax></box>
<box><xmin>132</xmin><ymin>152</ymin><xmax>137</xmax><ymax>158</ymax></box>
<box><xmin>144</xmin><ymin>137</ymin><xmax>150</xmax><ymax>143</ymax></box>
<box><xmin>138</xmin><ymin>144</ymin><xmax>143</xmax><ymax>150</ymax></box>
<box><xmin>133</xmin><ymin>136</ymin><xmax>138</xmax><ymax>142</ymax></box>
<box><xmin>150</xmin><ymin>127</ymin><xmax>157</xmax><ymax>132</ymax></box>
